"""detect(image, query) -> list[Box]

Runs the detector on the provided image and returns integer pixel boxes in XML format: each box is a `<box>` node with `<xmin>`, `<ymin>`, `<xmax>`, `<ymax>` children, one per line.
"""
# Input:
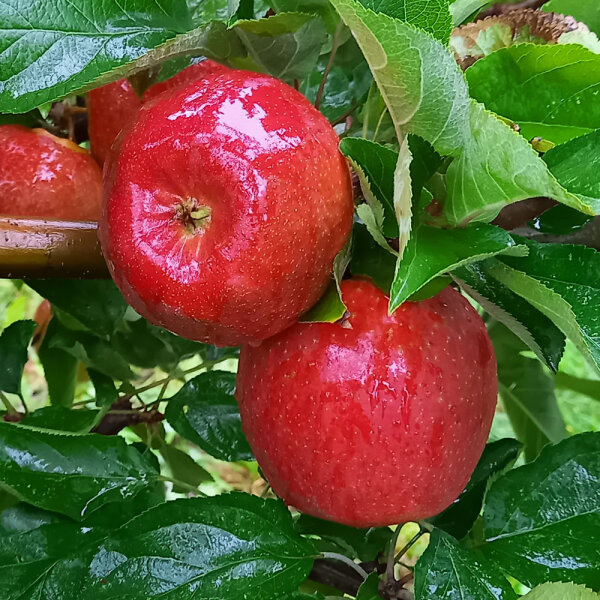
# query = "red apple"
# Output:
<box><xmin>88</xmin><ymin>61</ymin><xmax>228</xmax><ymax>166</ymax></box>
<box><xmin>100</xmin><ymin>69</ymin><xmax>354</xmax><ymax>347</ymax></box>
<box><xmin>237</xmin><ymin>278</ymin><xmax>498</xmax><ymax>527</ymax></box>
<box><xmin>0</xmin><ymin>125</ymin><xmax>102</xmax><ymax>220</ymax></box>
<box><xmin>87</xmin><ymin>79</ymin><xmax>141</xmax><ymax>166</ymax></box>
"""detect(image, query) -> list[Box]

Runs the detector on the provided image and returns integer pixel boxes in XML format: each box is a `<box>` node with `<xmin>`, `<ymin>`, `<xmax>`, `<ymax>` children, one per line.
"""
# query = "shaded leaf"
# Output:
<box><xmin>19</xmin><ymin>407</ymin><xmax>99</xmax><ymax>433</ymax></box>
<box><xmin>0</xmin><ymin>320</ymin><xmax>36</xmax><ymax>397</ymax></box>
<box><xmin>89</xmin><ymin>369</ymin><xmax>118</xmax><ymax>408</ymax></box>
<box><xmin>165</xmin><ymin>372</ymin><xmax>253</xmax><ymax>462</ymax></box>
<box><xmin>554</xmin><ymin>372</ymin><xmax>600</xmax><ymax>402</ymax></box>
<box><xmin>356</xmin><ymin>572</ymin><xmax>380</xmax><ymax>600</ymax></box>
<box><xmin>454</xmin><ymin>262</ymin><xmax>565</xmax><ymax>371</ymax></box>
<box><xmin>414</xmin><ymin>529</ymin><xmax>517</xmax><ymax>599</ymax></box>
<box><xmin>350</xmin><ymin>222</ymin><xmax>396</xmax><ymax>293</ymax></box>
<box><xmin>159</xmin><ymin>445</ymin><xmax>212</xmax><ymax>492</ymax></box>
<box><xmin>482</xmin><ymin>432</ymin><xmax>600</xmax><ymax>590</ymax></box>
<box><xmin>0</xmin><ymin>422</ymin><xmax>159</xmax><ymax>520</ymax></box>
<box><xmin>38</xmin><ymin>342</ymin><xmax>77</xmax><ymax>407</ymax></box>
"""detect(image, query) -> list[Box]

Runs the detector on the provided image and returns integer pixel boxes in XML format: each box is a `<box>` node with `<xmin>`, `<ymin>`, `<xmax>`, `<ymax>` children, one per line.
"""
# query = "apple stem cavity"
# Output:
<box><xmin>176</xmin><ymin>199</ymin><xmax>212</xmax><ymax>235</ymax></box>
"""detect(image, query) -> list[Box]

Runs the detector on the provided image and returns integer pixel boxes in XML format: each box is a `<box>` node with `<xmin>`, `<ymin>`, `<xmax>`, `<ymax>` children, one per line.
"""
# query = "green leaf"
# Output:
<box><xmin>429</xmin><ymin>438</ymin><xmax>521</xmax><ymax>539</ymax></box>
<box><xmin>450</xmin><ymin>0</ymin><xmax>492</xmax><ymax>26</ymax></box>
<box><xmin>340</xmin><ymin>137</ymin><xmax>399</xmax><ymax>237</ymax></box>
<box><xmin>0</xmin><ymin>422</ymin><xmax>159</xmax><ymax>520</ymax></box>
<box><xmin>357</xmin><ymin>0</ymin><xmax>452</xmax><ymax>43</ymax></box>
<box><xmin>19</xmin><ymin>407</ymin><xmax>99</xmax><ymax>433</ymax></box>
<box><xmin>490</xmin><ymin>322</ymin><xmax>566</xmax><ymax>461</ymax></box>
<box><xmin>38</xmin><ymin>342</ymin><xmax>78</xmax><ymax>407</ymax></box>
<box><xmin>268</xmin><ymin>0</ymin><xmax>340</xmax><ymax>32</ymax></box>
<box><xmin>27</xmin><ymin>280</ymin><xmax>127</xmax><ymax>337</ymax></box>
<box><xmin>234</xmin><ymin>13</ymin><xmax>327</xmax><ymax>80</ymax></box>
<box><xmin>543</xmin><ymin>130</ymin><xmax>600</xmax><ymax>209</ymax></box>
<box><xmin>466</xmin><ymin>44</ymin><xmax>600</xmax><ymax>145</ymax></box>
<box><xmin>554</xmin><ymin>372</ymin><xmax>600</xmax><ymax>402</ymax></box>
<box><xmin>89</xmin><ymin>369</ymin><xmax>118</xmax><ymax>408</ymax></box>
<box><xmin>45</xmin><ymin>319</ymin><xmax>134</xmax><ymax>381</ymax></box>
<box><xmin>0</xmin><ymin>0</ymin><xmax>192</xmax><ymax>114</ymax></box>
<box><xmin>295</xmin><ymin>514</ymin><xmax>393</xmax><ymax>562</ymax></box>
<box><xmin>390</xmin><ymin>223</ymin><xmax>524</xmax><ymax>311</ymax></box>
<box><xmin>189</xmin><ymin>0</ymin><xmax>230</xmax><ymax>25</ymax></box>
<box><xmin>159</xmin><ymin>445</ymin><xmax>212</xmax><ymax>492</ymax></box>
<box><xmin>301</xmin><ymin>37</ymin><xmax>372</xmax><ymax>122</ymax></box>
<box><xmin>350</xmin><ymin>222</ymin><xmax>396</xmax><ymax>293</ymax></box>
<box><xmin>491</xmin><ymin>239</ymin><xmax>600</xmax><ymax>372</ymax></box>
<box><xmin>454</xmin><ymin>262</ymin><xmax>566</xmax><ymax>371</ymax></box>
<box><xmin>414</xmin><ymin>529</ymin><xmax>517</xmax><ymax>599</ymax></box>
<box><xmin>329</xmin><ymin>0</ymin><xmax>587</xmax><ymax>234</ymax></box>
<box><xmin>165</xmin><ymin>371</ymin><xmax>253</xmax><ymax>462</ymax></box>
<box><xmin>78</xmin><ymin>495</ymin><xmax>315</xmax><ymax>599</ymax></box>
<box><xmin>523</xmin><ymin>583</ymin><xmax>600</xmax><ymax>600</ymax></box>
<box><xmin>0</xmin><ymin>320</ymin><xmax>36</xmax><ymax>397</ymax></box>
<box><xmin>543</xmin><ymin>0</ymin><xmax>600</xmax><ymax>37</ymax></box>
<box><xmin>482</xmin><ymin>432</ymin><xmax>600</xmax><ymax>589</ymax></box>
<box><xmin>529</xmin><ymin>204</ymin><xmax>594</xmax><ymax>235</ymax></box>
<box><xmin>356</xmin><ymin>572</ymin><xmax>380</xmax><ymax>600</ymax></box>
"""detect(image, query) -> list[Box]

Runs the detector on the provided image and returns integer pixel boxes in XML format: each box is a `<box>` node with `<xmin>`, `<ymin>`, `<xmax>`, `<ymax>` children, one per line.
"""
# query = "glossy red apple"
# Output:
<box><xmin>0</xmin><ymin>125</ymin><xmax>102</xmax><ymax>220</ymax></box>
<box><xmin>100</xmin><ymin>69</ymin><xmax>353</xmax><ymax>347</ymax></box>
<box><xmin>237</xmin><ymin>278</ymin><xmax>498</xmax><ymax>527</ymax></box>
<box><xmin>88</xmin><ymin>61</ymin><xmax>228</xmax><ymax>166</ymax></box>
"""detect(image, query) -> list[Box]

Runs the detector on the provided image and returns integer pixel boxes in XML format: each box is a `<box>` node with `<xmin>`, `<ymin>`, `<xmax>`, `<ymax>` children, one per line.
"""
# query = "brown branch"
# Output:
<box><xmin>0</xmin><ymin>217</ymin><xmax>109</xmax><ymax>279</ymax></box>
<box><xmin>492</xmin><ymin>197</ymin><xmax>557</xmax><ymax>230</ymax></box>
<box><xmin>512</xmin><ymin>215</ymin><xmax>600</xmax><ymax>250</ymax></box>
<box><xmin>309</xmin><ymin>559</ymin><xmax>364</xmax><ymax>596</ymax></box>
<box><xmin>93</xmin><ymin>397</ymin><xmax>164</xmax><ymax>436</ymax></box>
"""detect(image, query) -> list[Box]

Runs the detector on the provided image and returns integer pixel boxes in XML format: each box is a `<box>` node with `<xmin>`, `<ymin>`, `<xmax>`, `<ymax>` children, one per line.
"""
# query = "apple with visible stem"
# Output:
<box><xmin>99</xmin><ymin>69</ymin><xmax>354</xmax><ymax>347</ymax></box>
<box><xmin>237</xmin><ymin>278</ymin><xmax>498</xmax><ymax>527</ymax></box>
<box><xmin>0</xmin><ymin>125</ymin><xmax>102</xmax><ymax>220</ymax></box>
<box><xmin>88</xmin><ymin>60</ymin><xmax>228</xmax><ymax>166</ymax></box>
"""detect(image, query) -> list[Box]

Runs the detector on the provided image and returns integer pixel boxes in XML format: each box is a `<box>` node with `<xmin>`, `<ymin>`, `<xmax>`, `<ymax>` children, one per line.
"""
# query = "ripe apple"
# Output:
<box><xmin>100</xmin><ymin>69</ymin><xmax>354</xmax><ymax>347</ymax></box>
<box><xmin>237</xmin><ymin>278</ymin><xmax>498</xmax><ymax>527</ymax></box>
<box><xmin>88</xmin><ymin>60</ymin><xmax>228</xmax><ymax>166</ymax></box>
<box><xmin>87</xmin><ymin>79</ymin><xmax>141</xmax><ymax>166</ymax></box>
<box><xmin>0</xmin><ymin>125</ymin><xmax>102</xmax><ymax>221</ymax></box>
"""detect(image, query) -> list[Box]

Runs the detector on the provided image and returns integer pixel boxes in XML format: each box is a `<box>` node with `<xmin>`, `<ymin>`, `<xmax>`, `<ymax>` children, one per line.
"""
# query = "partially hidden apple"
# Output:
<box><xmin>0</xmin><ymin>125</ymin><xmax>102</xmax><ymax>220</ymax></box>
<box><xmin>237</xmin><ymin>278</ymin><xmax>498</xmax><ymax>527</ymax></box>
<box><xmin>100</xmin><ymin>69</ymin><xmax>354</xmax><ymax>347</ymax></box>
<box><xmin>88</xmin><ymin>60</ymin><xmax>228</xmax><ymax>166</ymax></box>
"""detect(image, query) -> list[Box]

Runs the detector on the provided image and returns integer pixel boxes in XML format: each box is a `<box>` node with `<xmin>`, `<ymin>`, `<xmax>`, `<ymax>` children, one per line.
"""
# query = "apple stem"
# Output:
<box><xmin>320</xmin><ymin>552</ymin><xmax>368</xmax><ymax>580</ymax></box>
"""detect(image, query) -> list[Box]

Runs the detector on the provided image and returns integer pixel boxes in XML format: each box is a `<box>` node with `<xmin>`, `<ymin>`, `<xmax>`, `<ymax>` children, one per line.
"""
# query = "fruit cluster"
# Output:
<box><xmin>0</xmin><ymin>60</ymin><xmax>497</xmax><ymax>527</ymax></box>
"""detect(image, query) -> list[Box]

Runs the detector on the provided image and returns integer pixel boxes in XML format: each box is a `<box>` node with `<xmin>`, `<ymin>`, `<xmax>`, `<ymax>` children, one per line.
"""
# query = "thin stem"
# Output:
<box><xmin>315</xmin><ymin>21</ymin><xmax>344</xmax><ymax>110</ymax></box>
<box><xmin>157</xmin><ymin>378</ymin><xmax>170</xmax><ymax>402</ymax></box>
<box><xmin>0</xmin><ymin>391</ymin><xmax>17</xmax><ymax>415</ymax></box>
<box><xmin>394</xmin><ymin>529</ymin><xmax>426</xmax><ymax>564</ymax></box>
<box><xmin>321</xmin><ymin>552</ymin><xmax>369</xmax><ymax>580</ymax></box>
<box><xmin>386</xmin><ymin>525</ymin><xmax>403</xmax><ymax>581</ymax></box>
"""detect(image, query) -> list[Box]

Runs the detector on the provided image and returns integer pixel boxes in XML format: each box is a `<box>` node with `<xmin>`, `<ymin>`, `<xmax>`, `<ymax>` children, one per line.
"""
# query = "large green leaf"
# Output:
<box><xmin>357</xmin><ymin>0</ymin><xmax>452</xmax><ymax>43</ymax></box>
<box><xmin>429</xmin><ymin>438</ymin><xmax>521</xmax><ymax>539</ymax></box>
<box><xmin>482</xmin><ymin>432</ymin><xmax>600</xmax><ymax>590</ymax></box>
<box><xmin>27</xmin><ymin>280</ymin><xmax>127</xmax><ymax>337</ymax></box>
<box><xmin>329</xmin><ymin>0</ymin><xmax>588</xmax><ymax>236</ymax></box>
<box><xmin>0</xmin><ymin>422</ymin><xmax>159</xmax><ymax>520</ymax></box>
<box><xmin>0</xmin><ymin>320</ymin><xmax>36</xmax><ymax>397</ymax></box>
<box><xmin>234</xmin><ymin>12</ymin><xmax>327</xmax><ymax>80</ymax></box>
<box><xmin>491</xmin><ymin>240</ymin><xmax>600</xmax><ymax>372</ymax></box>
<box><xmin>390</xmin><ymin>223</ymin><xmax>525</xmax><ymax>311</ymax></box>
<box><xmin>554</xmin><ymin>372</ymin><xmax>600</xmax><ymax>402</ymax></box>
<box><xmin>0</xmin><ymin>0</ymin><xmax>191</xmax><ymax>113</ymax></box>
<box><xmin>543</xmin><ymin>0</ymin><xmax>600</xmax><ymax>37</ymax></box>
<box><xmin>490</xmin><ymin>323</ymin><xmax>566</xmax><ymax>461</ymax></box>
<box><xmin>414</xmin><ymin>529</ymin><xmax>517</xmax><ymax>599</ymax></box>
<box><xmin>454</xmin><ymin>262</ymin><xmax>565</xmax><ymax>371</ymax></box>
<box><xmin>524</xmin><ymin>583</ymin><xmax>600</xmax><ymax>600</ymax></box>
<box><xmin>467</xmin><ymin>44</ymin><xmax>600</xmax><ymax>144</ymax></box>
<box><xmin>165</xmin><ymin>372</ymin><xmax>253</xmax><ymax>462</ymax></box>
<box><xmin>543</xmin><ymin>130</ymin><xmax>600</xmax><ymax>208</ymax></box>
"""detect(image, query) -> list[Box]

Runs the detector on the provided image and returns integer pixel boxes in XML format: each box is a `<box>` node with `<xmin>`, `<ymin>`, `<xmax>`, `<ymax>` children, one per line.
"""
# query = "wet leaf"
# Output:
<box><xmin>482</xmin><ymin>432</ymin><xmax>600</xmax><ymax>589</ymax></box>
<box><xmin>165</xmin><ymin>372</ymin><xmax>253</xmax><ymax>462</ymax></box>
<box><xmin>0</xmin><ymin>422</ymin><xmax>159</xmax><ymax>520</ymax></box>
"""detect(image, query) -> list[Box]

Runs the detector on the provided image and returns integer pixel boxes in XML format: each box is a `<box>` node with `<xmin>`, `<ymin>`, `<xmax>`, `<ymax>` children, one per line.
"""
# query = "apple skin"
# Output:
<box><xmin>100</xmin><ymin>69</ymin><xmax>353</xmax><ymax>347</ymax></box>
<box><xmin>88</xmin><ymin>61</ymin><xmax>227</xmax><ymax>166</ymax></box>
<box><xmin>237</xmin><ymin>278</ymin><xmax>498</xmax><ymax>527</ymax></box>
<box><xmin>0</xmin><ymin>125</ymin><xmax>102</xmax><ymax>220</ymax></box>
<box><xmin>87</xmin><ymin>79</ymin><xmax>141</xmax><ymax>166</ymax></box>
